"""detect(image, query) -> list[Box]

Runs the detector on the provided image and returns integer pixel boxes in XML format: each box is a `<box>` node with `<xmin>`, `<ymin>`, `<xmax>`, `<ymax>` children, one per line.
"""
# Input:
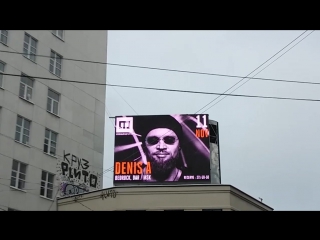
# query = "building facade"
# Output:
<box><xmin>0</xmin><ymin>30</ymin><xmax>107</xmax><ymax>211</ymax></box>
<box><xmin>57</xmin><ymin>184</ymin><xmax>273</xmax><ymax>211</ymax></box>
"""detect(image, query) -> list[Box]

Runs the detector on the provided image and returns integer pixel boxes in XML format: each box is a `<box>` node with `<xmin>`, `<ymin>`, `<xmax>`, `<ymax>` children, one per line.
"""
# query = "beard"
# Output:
<box><xmin>147</xmin><ymin>152</ymin><xmax>179</xmax><ymax>182</ymax></box>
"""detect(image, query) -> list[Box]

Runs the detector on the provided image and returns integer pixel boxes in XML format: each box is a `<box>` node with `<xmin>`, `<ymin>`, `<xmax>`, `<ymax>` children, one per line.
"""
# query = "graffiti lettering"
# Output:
<box><xmin>61</xmin><ymin>162</ymin><xmax>98</xmax><ymax>188</ymax></box>
<box><xmin>82</xmin><ymin>170</ymin><xmax>89</xmax><ymax>182</ymax></box>
<box><xmin>61</xmin><ymin>162</ymin><xmax>69</xmax><ymax>176</ymax></box>
<box><xmin>90</xmin><ymin>174</ymin><xmax>98</xmax><ymax>188</ymax></box>
<box><xmin>64</xmin><ymin>151</ymin><xmax>70</xmax><ymax>164</ymax></box>
<box><xmin>61</xmin><ymin>183</ymin><xmax>88</xmax><ymax>196</ymax></box>
<box><xmin>82</xmin><ymin>159</ymin><xmax>89</xmax><ymax>170</ymax></box>
<box><xmin>63</xmin><ymin>150</ymin><xmax>89</xmax><ymax>170</ymax></box>
<box><xmin>100</xmin><ymin>189</ymin><xmax>117</xmax><ymax>200</ymax></box>
<box><xmin>58</xmin><ymin>151</ymin><xmax>101</xmax><ymax>197</ymax></box>
<box><xmin>74</xmin><ymin>169</ymin><xmax>81</xmax><ymax>179</ymax></box>
<box><xmin>68</xmin><ymin>167</ymin><xmax>74</xmax><ymax>178</ymax></box>
<box><xmin>72</xmin><ymin>154</ymin><xmax>77</xmax><ymax>167</ymax></box>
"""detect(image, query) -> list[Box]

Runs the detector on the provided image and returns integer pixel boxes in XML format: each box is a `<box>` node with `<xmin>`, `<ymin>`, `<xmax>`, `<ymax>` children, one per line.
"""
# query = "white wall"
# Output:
<box><xmin>0</xmin><ymin>30</ymin><xmax>107</xmax><ymax>211</ymax></box>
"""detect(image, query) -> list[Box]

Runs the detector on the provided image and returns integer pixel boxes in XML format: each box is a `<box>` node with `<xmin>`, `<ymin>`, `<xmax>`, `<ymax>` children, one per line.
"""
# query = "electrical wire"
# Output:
<box><xmin>0</xmin><ymin>41</ymin><xmax>139</xmax><ymax>123</ymax></box>
<box><xmin>0</xmin><ymin>88</ymin><xmax>116</xmax><ymax>178</ymax></box>
<box><xmin>2</xmin><ymin>71</ymin><xmax>319</xmax><ymax>179</ymax></box>
<box><xmin>0</xmin><ymin>32</ymin><xmax>319</xmax><ymax>87</ymax></box>
<box><xmin>0</xmin><ymin>31</ymin><xmax>312</xmax><ymax>85</ymax></box>
<box><xmin>200</xmin><ymin>30</ymin><xmax>315</xmax><ymax>113</ymax></box>
<box><xmin>2</xmin><ymin>73</ymin><xmax>320</xmax><ymax>102</ymax></box>
<box><xmin>48</xmin><ymin>187</ymin><xmax>60</xmax><ymax>211</ymax></box>
<box><xmin>76</xmin><ymin>201</ymin><xmax>94</xmax><ymax>211</ymax></box>
<box><xmin>0</xmin><ymin>31</ymin><xmax>316</xmax><ymax>207</ymax></box>
<box><xmin>195</xmin><ymin>30</ymin><xmax>311</xmax><ymax>114</ymax></box>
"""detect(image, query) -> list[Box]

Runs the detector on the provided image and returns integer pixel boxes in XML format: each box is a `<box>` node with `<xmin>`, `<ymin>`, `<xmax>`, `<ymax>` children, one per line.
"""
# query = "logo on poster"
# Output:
<box><xmin>116</xmin><ymin>117</ymin><xmax>133</xmax><ymax>135</ymax></box>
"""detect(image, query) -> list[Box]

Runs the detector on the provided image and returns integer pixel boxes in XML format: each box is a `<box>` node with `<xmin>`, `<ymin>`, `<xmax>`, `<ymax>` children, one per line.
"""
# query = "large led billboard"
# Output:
<box><xmin>113</xmin><ymin>114</ymin><xmax>211</xmax><ymax>185</ymax></box>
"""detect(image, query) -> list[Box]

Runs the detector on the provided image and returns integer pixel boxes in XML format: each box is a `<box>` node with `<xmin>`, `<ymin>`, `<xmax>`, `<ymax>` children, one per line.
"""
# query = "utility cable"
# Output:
<box><xmin>76</xmin><ymin>200</ymin><xmax>94</xmax><ymax>211</ymax></box>
<box><xmin>1</xmin><ymin>33</ymin><xmax>320</xmax><ymax>87</ymax></box>
<box><xmin>0</xmin><ymin>87</ymin><xmax>116</xmax><ymax>178</ymax></box>
<box><xmin>195</xmin><ymin>30</ymin><xmax>311</xmax><ymax>114</ymax></box>
<box><xmin>2</xmin><ymin>73</ymin><xmax>320</xmax><ymax>102</ymax></box>
<box><xmin>201</xmin><ymin>30</ymin><xmax>315</xmax><ymax>113</ymax></box>
<box><xmin>0</xmin><ymin>42</ymin><xmax>139</xmax><ymax>122</ymax></box>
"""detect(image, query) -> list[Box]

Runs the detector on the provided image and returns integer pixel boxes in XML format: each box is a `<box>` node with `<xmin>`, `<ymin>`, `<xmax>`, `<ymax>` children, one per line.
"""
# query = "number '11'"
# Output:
<box><xmin>196</xmin><ymin>115</ymin><xmax>207</xmax><ymax>128</ymax></box>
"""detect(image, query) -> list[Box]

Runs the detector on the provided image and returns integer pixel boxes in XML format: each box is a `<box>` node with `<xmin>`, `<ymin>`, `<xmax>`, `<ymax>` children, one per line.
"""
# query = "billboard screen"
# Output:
<box><xmin>113</xmin><ymin>114</ymin><xmax>211</xmax><ymax>185</ymax></box>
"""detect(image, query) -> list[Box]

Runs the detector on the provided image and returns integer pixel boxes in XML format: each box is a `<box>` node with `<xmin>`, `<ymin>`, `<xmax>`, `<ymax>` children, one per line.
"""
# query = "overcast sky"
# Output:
<box><xmin>103</xmin><ymin>30</ymin><xmax>320</xmax><ymax>210</ymax></box>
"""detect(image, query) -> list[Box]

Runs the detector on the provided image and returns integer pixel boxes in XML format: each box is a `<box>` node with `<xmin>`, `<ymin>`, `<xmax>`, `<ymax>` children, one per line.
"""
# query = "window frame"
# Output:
<box><xmin>15</xmin><ymin>115</ymin><xmax>31</xmax><ymax>145</ymax></box>
<box><xmin>49</xmin><ymin>50</ymin><xmax>62</xmax><ymax>77</ymax></box>
<box><xmin>23</xmin><ymin>32</ymin><xmax>37</xmax><ymax>62</ymax></box>
<box><xmin>47</xmin><ymin>89</ymin><xmax>60</xmax><ymax>115</ymax></box>
<box><xmin>43</xmin><ymin>128</ymin><xmax>58</xmax><ymax>156</ymax></box>
<box><xmin>52</xmin><ymin>30</ymin><xmax>64</xmax><ymax>40</ymax></box>
<box><xmin>40</xmin><ymin>171</ymin><xmax>54</xmax><ymax>199</ymax></box>
<box><xmin>10</xmin><ymin>160</ymin><xmax>27</xmax><ymax>190</ymax></box>
<box><xmin>0</xmin><ymin>60</ymin><xmax>5</xmax><ymax>89</ymax></box>
<box><xmin>19</xmin><ymin>74</ymin><xmax>34</xmax><ymax>102</ymax></box>
<box><xmin>0</xmin><ymin>30</ymin><xmax>8</xmax><ymax>45</ymax></box>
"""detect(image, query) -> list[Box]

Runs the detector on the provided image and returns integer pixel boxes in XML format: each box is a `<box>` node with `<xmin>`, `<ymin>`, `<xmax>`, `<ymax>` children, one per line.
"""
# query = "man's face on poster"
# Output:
<box><xmin>144</xmin><ymin>128</ymin><xmax>180</xmax><ymax>179</ymax></box>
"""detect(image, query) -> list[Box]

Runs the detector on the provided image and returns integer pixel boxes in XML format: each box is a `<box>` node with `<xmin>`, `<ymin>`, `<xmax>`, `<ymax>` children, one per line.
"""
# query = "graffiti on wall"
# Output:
<box><xmin>57</xmin><ymin>151</ymin><xmax>101</xmax><ymax>197</ymax></box>
<box><xmin>100</xmin><ymin>189</ymin><xmax>117</xmax><ymax>200</ymax></box>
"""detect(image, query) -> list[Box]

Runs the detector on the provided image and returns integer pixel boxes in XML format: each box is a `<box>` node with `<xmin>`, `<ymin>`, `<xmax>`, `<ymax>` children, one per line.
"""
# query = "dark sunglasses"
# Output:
<box><xmin>145</xmin><ymin>136</ymin><xmax>178</xmax><ymax>145</ymax></box>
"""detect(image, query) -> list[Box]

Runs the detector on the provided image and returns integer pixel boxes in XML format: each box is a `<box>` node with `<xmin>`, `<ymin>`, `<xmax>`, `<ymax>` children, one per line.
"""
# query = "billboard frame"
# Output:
<box><xmin>112</xmin><ymin>114</ymin><xmax>212</xmax><ymax>186</ymax></box>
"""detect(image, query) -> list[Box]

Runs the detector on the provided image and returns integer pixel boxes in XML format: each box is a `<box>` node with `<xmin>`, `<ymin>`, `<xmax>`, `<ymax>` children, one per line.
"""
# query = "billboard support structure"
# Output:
<box><xmin>208</xmin><ymin>119</ymin><xmax>221</xmax><ymax>184</ymax></box>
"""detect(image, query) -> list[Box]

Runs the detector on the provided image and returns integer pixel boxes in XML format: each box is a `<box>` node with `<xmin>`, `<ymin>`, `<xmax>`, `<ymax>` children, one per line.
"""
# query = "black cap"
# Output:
<box><xmin>133</xmin><ymin>115</ymin><xmax>183</xmax><ymax>142</ymax></box>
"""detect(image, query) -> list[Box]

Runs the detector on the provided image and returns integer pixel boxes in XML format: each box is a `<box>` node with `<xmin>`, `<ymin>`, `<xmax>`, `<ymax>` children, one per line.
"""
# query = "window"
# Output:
<box><xmin>52</xmin><ymin>30</ymin><xmax>64</xmax><ymax>40</ymax></box>
<box><xmin>10</xmin><ymin>160</ymin><xmax>27</xmax><ymax>190</ymax></box>
<box><xmin>47</xmin><ymin>89</ymin><xmax>60</xmax><ymax>115</ymax></box>
<box><xmin>49</xmin><ymin>50</ymin><xmax>62</xmax><ymax>77</ymax></box>
<box><xmin>23</xmin><ymin>33</ymin><xmax>37</xmax><ymax>62</ymax></box>
<box><xmin>15</xmin><ymin>116</ymin><xmax>31</xmax><ymax>145</ymax></box>
<box><xmin>44</xmin><ymin>129</ymin><xmax>57</xmax><ymax>156</ymax></box>
<box><xmin>0</xmin><ymin>30</ymin><xmax>8</xmax><ymax>45</ymax></box>
<box><xmin>40</xmin><ymin>171</ymin><xmax>54</xmax><ymax>199</ymax></box>
<box><xmin>19</xmin><ymin>74</ymin><xmax>34</xmax><ymax>101</ymax></box>
<box><xmin>0</xmin><ymin>61</ymin><xmax>4</xmax><ymax>88</ymax></box>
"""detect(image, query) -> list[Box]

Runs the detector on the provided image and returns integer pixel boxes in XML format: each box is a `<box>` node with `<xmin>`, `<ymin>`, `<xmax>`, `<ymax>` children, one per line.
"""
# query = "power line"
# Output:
<box><xmin>109</xmin><ymin>88</ymin><xmax>138</xmax><ymax>115</ymax></box>
<box><xmin>1</xmin><ymin>71</ymin><xmax>320</xmax><ymax>178</ymax></box>
<box><xmin>195</xmin><ymin>30</ymin><xmax>311</xmax><ymax>114</ymax></box>
<box><xmin>1</xmin><ymin>44</ymin><xmax>320</xmax><ymax>86</ymax></box>
<box><xmin>2</xmin><ymin>73</ymin><xmax>320</xmax><ymax>102</ymax></box>
<box><xmin>1</xmin><ymin>41</ymin><xmax>139</xmax><ymax>123</ymax></box>
<box><xmin>201</xmin><ymin>30</ymin><xmax>315</xmax><ymax>113</ymax></box>
<box><xmin>105</xmin><ymin>82</ymin><xmax>320</xmax><ymax>102</ymax></box>
<box><xmin>3</xmin><ymin>66</ymin><xmax>320</xmax><ymax>87</ymax></box>
<box><xmin>0</xmin><ymin>105</ymin><xmax>115</xmax><ymax>191</ymax></box>
<box><xmin>0</xmin><ymin>95</ymin><xmax>115</xmax><ymax>179</ymax></box>
<box><xmin>0</xmin><ymin>32</ymin><xmax>317</xmax><ymax>188</ymax></box>
<box><xmin>76</xmin><ymin>201</ymin><xmax>94</xmax><ymax>211</ymax></box>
